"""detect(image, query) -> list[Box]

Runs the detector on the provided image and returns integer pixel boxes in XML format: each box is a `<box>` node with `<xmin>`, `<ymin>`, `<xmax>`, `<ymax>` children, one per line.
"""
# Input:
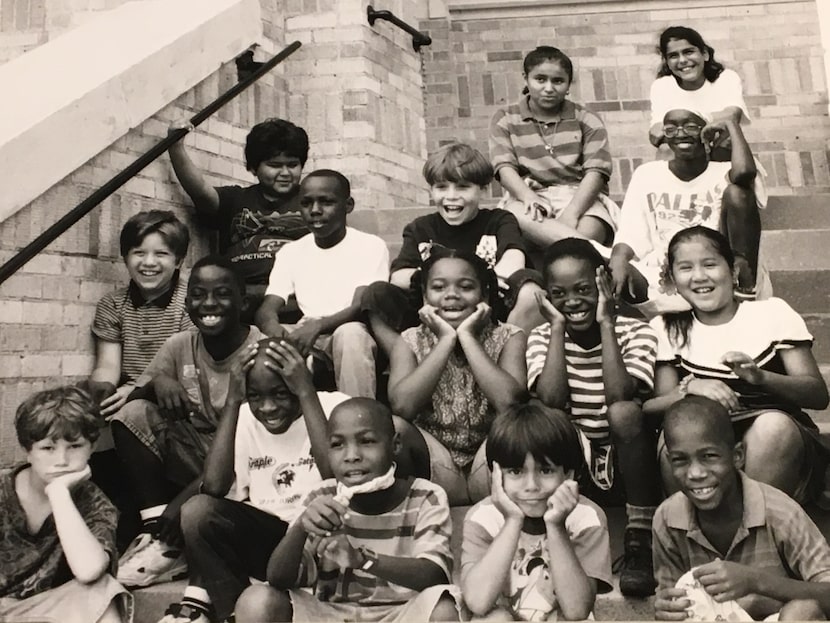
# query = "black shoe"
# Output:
<box><xmin>614</xmin><ymin>528</ymin><xmax>657</xmax><ymax>597</ymax></box>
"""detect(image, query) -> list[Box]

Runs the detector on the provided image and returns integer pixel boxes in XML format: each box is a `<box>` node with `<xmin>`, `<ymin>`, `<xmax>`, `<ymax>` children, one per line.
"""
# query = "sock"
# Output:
<box><xmin>179</xmin><ymin>596</ymin><xmax>212</xmax><ymax>619</ymax></box>
<box><xmin>625</xmin><ymin>504</ymin><xmax>656</xmax><ymax>532</ymax></box>
<box><xmin>139</xmin><ymin>504</ymin><xmax>166</xmax><ymax>534</ymax></box>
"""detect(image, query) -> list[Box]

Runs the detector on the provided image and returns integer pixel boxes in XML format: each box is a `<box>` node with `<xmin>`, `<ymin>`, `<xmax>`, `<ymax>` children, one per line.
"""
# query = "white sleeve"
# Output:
<box><xmin>230</xmin><ymin>406</ymin><xmax>253</xmax><ymax>501</ymax></box>
<box><xmin>264</xmin><ymin>243</ymin><xmax>295</xmax><ymax>301</ymax></box>
<box><xmin>368</xmin><ymin>237</ymin><xmax>391</xmax><ymax>283</ymax></box>
<box><xmin>768</xmin><ymin>298</ymin><xmax>813</xmax><ymax>348</ymax></box>
<box><xmin>649</xmin><ymin>77</ymin><xmax>671</xmax><ymax>127</ymax></box>
<box><xmin>615</xmin><ymin>167</ymin><xmax>654</xmax><ymax>260</ymax></box>
<box><xmin>716</xmin><ymin>70</ymin><xmax>750</xmax><ymax>122</ymax></box>
<box><xmin>649</xmin><ymin>316</ymin><xmax>678</xmax><ymax>364</ymax></box>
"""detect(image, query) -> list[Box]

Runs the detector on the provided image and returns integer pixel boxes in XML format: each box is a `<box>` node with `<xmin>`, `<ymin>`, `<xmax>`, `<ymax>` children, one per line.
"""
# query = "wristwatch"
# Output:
<box><xmin>359</xmin><ymin>547</ymin><xmax>378</xmax><ymax>572</ymax></box>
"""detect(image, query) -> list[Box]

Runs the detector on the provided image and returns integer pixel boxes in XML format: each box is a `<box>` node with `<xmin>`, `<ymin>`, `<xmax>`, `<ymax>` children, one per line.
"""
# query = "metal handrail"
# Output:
<box><xmin>0</xmin><ymin>40</ymin><xmax>302</xmax><ymax>287</ymax></box>
<box><xmin>367</xmin><ymin>5</ymin><xmax>431</xmax><ymax>51</ymax></box>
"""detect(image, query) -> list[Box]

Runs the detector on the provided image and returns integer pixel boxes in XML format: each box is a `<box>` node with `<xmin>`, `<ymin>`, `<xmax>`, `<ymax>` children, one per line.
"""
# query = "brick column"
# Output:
<box><xmin>282</xmin><ymin>0</ymin><xmax>429</xmax><ymax>238</ymax></box>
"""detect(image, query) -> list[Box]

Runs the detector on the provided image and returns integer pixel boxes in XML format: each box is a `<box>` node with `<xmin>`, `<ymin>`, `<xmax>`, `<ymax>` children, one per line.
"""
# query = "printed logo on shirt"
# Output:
<box><xmin>647</xmin><ymin>185</ymin><xmax>724</xmax><ymax>245</ymax></box>
<box><xmin>417</xmin><ymin>238</ymin><xmax>498</xmax><ymax>269</ymax></box>
<box><xmin>272</xmin><ymin>463</ymin><xmax>296</xmax><ymax>493</ymax></box>
<box><xmin>249</xmin><ymin>455</ymin><xmax>276</xmax><ymax>470</ymax></box>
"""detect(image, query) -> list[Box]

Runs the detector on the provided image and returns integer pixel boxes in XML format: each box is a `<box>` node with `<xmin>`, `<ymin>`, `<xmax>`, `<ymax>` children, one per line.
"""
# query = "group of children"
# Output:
<box><xmin>2</xmin><ymin>24</ymin><xmax>830</xmax><ymax>623</ymax></box>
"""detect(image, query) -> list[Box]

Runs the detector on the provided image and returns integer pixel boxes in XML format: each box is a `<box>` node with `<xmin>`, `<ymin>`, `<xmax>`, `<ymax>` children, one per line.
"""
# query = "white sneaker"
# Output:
<box><xmin>117</xmin><ymin>535</ymin><xmax>187</xmax><ymax>588</ymax></box>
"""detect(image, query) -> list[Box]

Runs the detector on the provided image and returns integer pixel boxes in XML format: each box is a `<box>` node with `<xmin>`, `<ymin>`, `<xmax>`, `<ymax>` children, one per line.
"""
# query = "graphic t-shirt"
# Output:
<box><xmin>230</xmin><ymin>391</ymin><xmax>349</xmax><ymax>522</ymax></box>
<box><xmin>214</xmin><ymin>185</ymin><xmax>307</xmax><ymax>286</ymax></box>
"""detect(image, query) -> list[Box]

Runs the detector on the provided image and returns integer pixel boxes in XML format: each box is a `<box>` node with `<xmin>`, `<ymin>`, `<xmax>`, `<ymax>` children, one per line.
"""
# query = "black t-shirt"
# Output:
<box><xmin>213</xmin><ymin>184</ymin><xmax>307</xmax><ymax>285</ymax></box>
<box><xmin>390</xmin><ymin>209</ymin><xmax>526</xmax><ymax>272</ymax></box>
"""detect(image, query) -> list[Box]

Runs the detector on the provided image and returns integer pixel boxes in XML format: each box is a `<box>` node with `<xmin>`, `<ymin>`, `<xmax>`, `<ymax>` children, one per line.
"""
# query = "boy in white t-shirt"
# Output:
<box><xmin>255</xmin><ymin>169</ymin><xmax>389</xmax><ymax>398</ymax></box>
<box><xmin>158</xmin><ymin>338</ymin><xmax>348</xmax><ymax>623</ymax></box>
<box><xmin>609</xmin><ymin>109</ymin><xmax>763</xmax><ymax>315</ymax></box>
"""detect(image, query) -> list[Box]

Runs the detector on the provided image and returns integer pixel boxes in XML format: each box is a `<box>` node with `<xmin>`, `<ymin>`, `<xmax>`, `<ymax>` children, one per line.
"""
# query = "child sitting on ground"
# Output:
<box><xmin>654</xmin><ymin>396</ymin><xmax>830</xmax><ymax>621</ymax></box>
<box><xmin>609</xmin><ymin>108</ymin><xmax>765</xmax><ymax>315</ymax></box>
<box><xmin>168</xmin><ymin>117</ymin><xmax>309</xmax><ymax>319</ymax></box>
<box><xmin>255</xmin><ymin>169</ymin><xmax>389</xmax><ymax>398</ymax></box>
<box><xmin>234</xmin><ymin>397</ymin><xmax>461</xmax><ymax>622</ymax></box>
<box><xmin>0</xmin><ymin>386</ymin><xmax>131</xmax><ymax>623</ymax></box>
<box><xmin>111</xmin><ymin>255</ymin><xmax>264</xmax><ymax>588</ymax></box>
<box><xmin>490</xmin><ymin>46</ymin><xmax>619</xmax><ymax>251</ymax></box>
<box><xmin>644</xmin><ymin>226</ymin><xmax>830</xmax><ymax>505</ymax></box>
<box><xmin>362</xmin><ymin>142</ymin><xmax>545</xmax><ymax>342</ymax></box>
<box><xmin>387</xmin><ymin>248</ymin><xmax>527</xmax><ymax>506</ymax></box>
<box><xmin>158</xmin><ymin>338</ymin><xmax>349</xmax><ymax>623</ymax></box>
<box><xmin>526</xmin><ymin>238</ymin><xmax>660</xmax><ymax>597</ymax></box>
<box><xmin>461</xmin><ymin>402</ymin><xmax>612</xmax><ymax>621</ymax></box>
<box><xmin>89</xmin><ymin>209</ymin><xmax>192</xmax><ymax>418</ymax></box>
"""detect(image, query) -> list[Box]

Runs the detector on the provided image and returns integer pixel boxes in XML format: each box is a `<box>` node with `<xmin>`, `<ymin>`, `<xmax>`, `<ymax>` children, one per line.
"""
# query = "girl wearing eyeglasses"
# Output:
<box><xmin>608</xmin><ymin>108</ymin><xmax>766</xmax><ymax>317</ymax></box>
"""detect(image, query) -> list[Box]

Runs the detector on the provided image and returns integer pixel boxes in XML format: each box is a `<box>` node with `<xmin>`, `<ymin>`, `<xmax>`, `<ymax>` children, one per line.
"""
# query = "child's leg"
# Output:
<box><xmin>503</xmin><ymin>198</ymin><xmax>582</xmax><ymax>248</ymax></box>
<box><xmin>235</xmin><ymin>585</ymin><xmax>292</xmax><ymax>623</ymax></box>
<box><xmin>361</xmin><ymin>282</ymin><xmax>418</xmax><ymax>357</ymax></box>
<box><xmin>328</xmin><ymin>321</ymin><xmax>378</xmax><ymax>398</ymax></box>
<box><xmin>430</xmin><ymin>595</ymin><xmax>461</xmax><ymax>622</ymax></box>
<box><xmin>178</xmin><ymin>494</ymin><xmax>289</xmax><ymax>622</ymax></box>
<box><xmin>576</xmin><ymin>215</ymin><xmax>613</xmax><ymax>246</ymax></box>
<box><xmin>392</xmin><ymin>416</ymin><xmax>432</xmax><ymax>479</ymax></box>
<box><xmin>720</xmin><ymin>183</ymin><xmax>761</xmax><ymax>290</ymax></box>
<box><xmin>742</xmin><ymin>412</ymin><xmax>804</xmax><ymax>498</ymax></box>
<box><xmin>505</xmin><ymin>280</ymin><xmax>546</xmax><ymax>334</ymax></box>
<box><xmin>778</xmin><ymin>598</ymin><xmax>825</xmax><ymax>621</ymax></box>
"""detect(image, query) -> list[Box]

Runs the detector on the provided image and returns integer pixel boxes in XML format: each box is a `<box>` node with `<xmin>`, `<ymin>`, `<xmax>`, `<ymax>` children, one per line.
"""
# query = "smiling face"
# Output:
<box><xmin>666</xmin><ymin>417</ymin><xmax>742</xmax><ymax>513</ymax></box>
<box><xmin>186</xmin><ymin>265</ymin><xmax>244</xmax><ymax>337</ymax></box>
<box><xmin>663</xmin><ymin>109</ymin><xmax>707</xmax><ymax>161</ymax></box>
<box><xmin>27</xmin><ymin>435</ymin><xmax>93</xmax><ymax>487</ymax></box>
<box><xmin>298</xmin><ymin>175</ymin><xmax>353</xmax><ymax>248</ymax></box>
<box><xmin>524</xmin><ymin>59</ymin><xmax>571</xmax><ymax>115</ymax></box>
<box><xmin>246</xmin><ymin>361</ymin><xmax>300</xmax><ymax>434</ymax></box>
<box><xmin>502</xmin><ymin>453</ymin><xmax>571</xmax><ymax>518</ymax></box>
<box><xmin>670</xmin><ymin>237</ymin><xmax>736</xmax><ymax>320</ymax></box>
<box><xmin>253</xmin><ymin>153</ymin><xmax>303</xmax><ymax>200</ymax></box>
<box><xmin>545</xmin><ymin>256</ymin><xmax>599</xmax><ymax>332</ymax></box>
<box><xmin>327</xmin><ymin>403</ymin><xmax>398</xmax><ymax>487</ymax></box>
<box><xmin>124</xmin><ymin>232</ymin><xmax>182</xmax><ymax>300</ymax></box>
<box><xmin>423</xmin><ymin>257</ymin><xmax>484</xmax><ymax>328</ymax></box>
<box><xmin>664</xmin><ymin>38</ymin><xmax>709</xmax><ymax>89</ymax></box>
<box><xmin>430</xmin><ymin>180</ymin><xmax>484</xmax><ymax>226</ymax></box>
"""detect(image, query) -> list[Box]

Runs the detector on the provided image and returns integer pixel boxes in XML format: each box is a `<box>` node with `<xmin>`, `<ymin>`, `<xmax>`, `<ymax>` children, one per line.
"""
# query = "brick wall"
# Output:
<box><xmin>0</xmin><ymin>1</ymin><xmax>290</xmax><ymax>463</ymax></box>
<box><xmin>419</xmin><ymin>0</ymin><xmax>830</xmax><ymax>202</ymax></box>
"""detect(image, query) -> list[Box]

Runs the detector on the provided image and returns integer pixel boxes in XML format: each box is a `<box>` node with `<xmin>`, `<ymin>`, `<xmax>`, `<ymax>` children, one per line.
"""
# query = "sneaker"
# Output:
<box><xmin>117</xmin><ymin>535</ymin><xmax>187</xmax><ymax>588</ymax></box>
<box><xmin>589</xmin><ymin>443</ymin><xmax>614</xmax><ymax>491</ymax></box>
<box><xmin>614</xmin><ymin>528</ymin><xmax>656</xmax><ymax>597</ymax></box>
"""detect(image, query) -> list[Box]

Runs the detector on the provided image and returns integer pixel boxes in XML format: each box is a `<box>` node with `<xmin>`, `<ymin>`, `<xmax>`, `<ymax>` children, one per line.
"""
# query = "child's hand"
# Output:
<box><xmin>720</xmin><ymin>352</ymin><xmax>764</xmax><ymax>385</ymax></box>
<box><xmin>693</xmin><ymin>559</ymin><xmax>757</xmax><ymax>603</ymax></box>
<box><xmin>44</xmin><ymin>465</ymin><xmax>92</xmax><ymax>496</ymax></box>
<box><xmin>595</xmin><ymin>266</ymin><xmax>615</xmax><ymax>326</ymax></box>
<box><xmin>654</xmin><ymin>587</ymin><xmax>691</xmax><ymax>621</ymax></box>
<box><xmin>290</xmin><ymin>319</ymin><xmax>325</xmax><ymax>357</ymax></box>
<box><xmin>100</xmin><ymin>384</ymin><xmax>134</xmax><ymax>419</ymax></box>
<box><xmin>315</xmin><ymin>534</ymin><xmax>364</xmax><ymax>570</ymax></box>
<box><xmin>225</xmin><ymin>346</ymin><xmax>257</xmax><ymax>406</ymax></box>
<box><xmin>543</xmin><ymin>479</ymin><xmax>579</xmax><ymax>526</ymax></box>
<box><xmin>523</xmin><ymin>193</ymin><xmax>552</xmax><ymax>223</ymax></box>
<box><xmin>301</xmin><ymin>495</ymin><xmax>349</xmax><ymax>537</ymax></box>
<box><xmin>490</xmin><ymin>463</ymin><xmax>524</xmax><ymax>521</ymax></box>
<box><xmin>457</xmin><ymin>302</ymin><xmax>491</xmax><ymax>339</ymax></box>
<box><xmin>418</xmin><ymin>305</ymin><xmax>456</xmax><ymax>341</ymax></box>
<box><xmin>153</xmin><ymin>376</ymin><xmax>195</xmax><ymax>420</ymax></box>
<box><xmin>258</xmin><ymin>339</ymin><xmax>314</xmax><ymax>395</ymax></box>
<box><xmin>608</xmin><ymin>255</ymin><xmax>634</xmax><ymax>302</ymax></box>
<box><xmin>167</xmin><ymin>119</ymin><xmax>195</xmax><ymax>136</ymax></box>
<box><xmin>534</xmin><ymin>289</ymin><xmax>566</xmax><ymax>329</ymax></box>
<box><xmin>685</xmin><ymin>378</ymin><xmax>740</xmax><ymax>412</ymax></box>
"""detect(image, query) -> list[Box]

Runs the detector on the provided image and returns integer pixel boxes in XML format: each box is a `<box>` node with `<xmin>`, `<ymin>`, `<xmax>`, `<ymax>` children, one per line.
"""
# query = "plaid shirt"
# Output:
<box><xmin>653</xmin><ymin>472</ymin><xmax>830</xmax><ymax>591</ymax></box>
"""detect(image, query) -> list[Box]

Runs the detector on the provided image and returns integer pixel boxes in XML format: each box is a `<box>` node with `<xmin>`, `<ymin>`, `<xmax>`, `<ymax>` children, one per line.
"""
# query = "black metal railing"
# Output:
<box><xmin>367</xmin><ymin>5</ymin><xmax>431</xmax><ymax>51</ymax></box>
<box><xmin>0</xmin><ymin>40</ymin><xmax>302</xmax><ymax>287</ymax></box>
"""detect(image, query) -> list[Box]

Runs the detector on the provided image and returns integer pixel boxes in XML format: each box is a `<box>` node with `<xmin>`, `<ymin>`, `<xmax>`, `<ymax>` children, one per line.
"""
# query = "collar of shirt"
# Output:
<box><xmin>127</xmin><ymin>270</ymin><xmax>180</xmax><ymax>308</ymax></box>
<box><xmin>519</xmin><ymin>95</ymin><xmax>577</xmax><ymax>123</ymax></box>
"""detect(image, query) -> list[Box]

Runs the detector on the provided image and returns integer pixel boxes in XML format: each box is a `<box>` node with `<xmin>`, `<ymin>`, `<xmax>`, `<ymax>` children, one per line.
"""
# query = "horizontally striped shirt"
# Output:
<box><xmin>92</xmin><ymin>275</ymin><xmax>192</xmax><ymax>382</ymax></box>
<box><xmin>489</xmin><ymin>96</ymin><xmax>612</xmax><ymax>190</ymax></box>
<box><xmin>527</xmin><ymin>316</ymin><xmax>657</xmax><ymax>440</ymax></box>
<box><xmin>653</xmin><ymin>472</ymin><xmax>830</xmax><ymax>591</ymax></box>
<box><xmin>651</xmin><ymin>298</ymin><xmax>815</xmax><ymax>423</ymax></box>
<box><xmin>298</xmin><ymin>478</ymin><xmax>452</xmax><ymax>605</ymax></box>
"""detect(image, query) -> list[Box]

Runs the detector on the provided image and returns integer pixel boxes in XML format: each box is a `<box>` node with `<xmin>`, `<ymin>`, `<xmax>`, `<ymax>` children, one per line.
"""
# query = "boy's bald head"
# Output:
<box><xmin>664</xmin><ymin>395</ymin><xmax>735</xmax><ymax>450</ymax></box>
<box><xmin>329</xmin><ymin>397</ymin><xmax>395</xmax><ymax>438</ymax></box>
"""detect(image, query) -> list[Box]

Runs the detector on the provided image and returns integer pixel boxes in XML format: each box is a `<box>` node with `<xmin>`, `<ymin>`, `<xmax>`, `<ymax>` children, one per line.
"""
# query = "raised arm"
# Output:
<box><xmin>167</xmin><ymin>121</ymin><xmax>220</xmax><ymax>218</ymax></box>
<box><xmin>254</xmin><ymin>294</ymin><xmax>288</xmax><ymax>339</ymax></box>
<box><xmin>595</xmin><ymin>269</ymin><xmax>639</xmax><ymax>403</ymax></box>
<box><xmin>722</xmin><ymin>118</ymin><xmax>756</xmax><ymax>187</ymax></box>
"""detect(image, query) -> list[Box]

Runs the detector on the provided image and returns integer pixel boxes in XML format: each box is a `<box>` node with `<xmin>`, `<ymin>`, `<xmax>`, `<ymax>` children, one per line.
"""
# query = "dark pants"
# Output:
<box><xmin>180</xmin><ymin>494</ymin><xmax>288</xmax><ymax>620</ymax></box>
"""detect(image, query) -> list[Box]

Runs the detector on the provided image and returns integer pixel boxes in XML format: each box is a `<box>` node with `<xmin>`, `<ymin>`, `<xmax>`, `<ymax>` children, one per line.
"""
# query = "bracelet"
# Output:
<box><xmin>677</xmin><ymin>375</ymin><xmax>695</xmax><ymax>397</ymax></box>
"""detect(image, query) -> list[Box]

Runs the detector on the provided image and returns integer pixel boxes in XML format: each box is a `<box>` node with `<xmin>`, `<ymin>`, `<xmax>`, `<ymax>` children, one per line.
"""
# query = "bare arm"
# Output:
<box><xmin>642</xmin><ymin>363</ymin><xmax>680</xmax><ymax>417</ymax></box>
<box><xmin>267</xmin><ymin>520</ymin><xmax>309</xmax><ymax>588</ymax></box>
<box><xmin>254</xmin><ymin>294</ymin><xmax>288</xmax><ymax>338</ymax></box>
<box><xmin>167</xmin><ymin>124</ymin><xmax>220</xmax><ymax>218</ymax></box>
<box><xmin>560</xmin><ymin>170</ymin><xmax>607</xmax><ymax>229</ymax></box>
<box><xmin>388</xmin><ymin>329</ymin><xmax>455</xmax><ymax>420</ymax></box>
<box><xmin>200</xmin><ymin>374</ymin><xmax>246</xmax><ymax>497</ymax></box>
<box><xmin>723</xmin><ymin>119</ymin><xmax>756</xmax><ymax>187</ymax></box>
<box><xmin>90</xmin><ymin>340</ymin><xmax>121</xmax><ymax>386</ymax></box>
<box><xmin>459</xmin><ymin>323</ymin><xmax>528</xmax><ymax>414</ymax></box>
<box><xmin>546</xmin><ymin>524</ymin><xmax>596</xmax><ymax>620</ymax></box>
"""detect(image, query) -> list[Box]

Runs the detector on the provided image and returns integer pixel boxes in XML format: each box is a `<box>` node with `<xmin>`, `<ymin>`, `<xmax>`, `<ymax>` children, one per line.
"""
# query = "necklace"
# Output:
<box><xmin>535</xmin><ymin>119</ymin><xmax>560</xmax><ymax>156</ymax></box>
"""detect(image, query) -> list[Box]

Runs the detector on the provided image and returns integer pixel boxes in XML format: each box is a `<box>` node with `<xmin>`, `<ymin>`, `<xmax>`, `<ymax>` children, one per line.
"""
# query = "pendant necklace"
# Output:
<box><xmin>535</xmin><ymin>119</ymin><xmax>560</xmax><ymax>156</ymax></box>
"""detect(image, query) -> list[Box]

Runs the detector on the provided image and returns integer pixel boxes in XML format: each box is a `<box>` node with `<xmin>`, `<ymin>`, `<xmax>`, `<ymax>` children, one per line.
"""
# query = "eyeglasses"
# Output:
<box><xmin>663</xmin><ymin>123</ymin><xmax>703</xmax><ymax>138</ymax></box>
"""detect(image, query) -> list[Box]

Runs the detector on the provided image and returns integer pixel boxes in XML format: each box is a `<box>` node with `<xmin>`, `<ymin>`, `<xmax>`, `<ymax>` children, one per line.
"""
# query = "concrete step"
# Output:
<box><xmin>769</xmin><ymin>270</ymin><xmax>830</xmax><ymax>314</ymax></box>
<box><xmin>760</xmin><ymin>229</ymin><xmax>830</xmax><ymax>271</ymax></box>
<box><xmin>763</xmin><ymin>195</ymin><xmax>830</xmax><ymax>230</ymax></box>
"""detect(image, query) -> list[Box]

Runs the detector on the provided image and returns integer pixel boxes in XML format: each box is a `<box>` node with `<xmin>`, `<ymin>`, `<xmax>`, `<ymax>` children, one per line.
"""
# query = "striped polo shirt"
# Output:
<box><xmin>92</xmin><ymin>274</ymin><xmax>192</xmax><ymax>382</ymax></box>
<box><xmin>298</xmin><ymin>477</ymin><xmax>452</xmax><ymax>605</ymax></box>
<box><xmin>527</xmin><ymin>315</ymin><xmax>657</xmax><ymax>441</ymax></box>
<box><xmin>489</xmin><ymin>96</ymin><xmax>613</xmax><ymax>189</ymax></box>
<box><xmin>653</xmin><ymin>472</ymin><xmax>830</xmax><ymax>591</ymax></box>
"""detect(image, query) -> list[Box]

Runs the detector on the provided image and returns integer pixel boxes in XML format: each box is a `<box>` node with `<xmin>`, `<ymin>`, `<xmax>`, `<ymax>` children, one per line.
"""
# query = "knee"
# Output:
<box><xmin>779</xmin><ymin>598</ymin><xmax>825</xmax><ymax>621</ymax></box>
<box><xmin>744</xmin><ymin>412</ymin><xmax>802</xmax><ymax>457</ymax></box>
<box><xmin>235</xmin><ymin>585</ymin><xmax>291</xmax><ymax>623</ymax></box>
<box><xmin>179</xmin><ymin>494</ymin><xmax>221</xmax><ymax>536</ymax></box>
<box><xmin>332</xmin><ymin>322</ymin><xmax>375</xmax><ymax>351</ymax></box>
<box><xmin>607</xmin><ymin>401</ymin><xmax>645</xmax><ymax>441</ymax></box>
<box><xmin>722</xmin><ymin>183</ymin><xmax>756</xmax><ymax>215</ymax></box>
<box><xmin>513</xmin><ymin>280</ymin><xmax>544</xmax><ymax>308</ymax></box>
<box><xmin>429</xmin><ymin>595</ymin><xmax>460</xmax><ymax>622</ymax></box>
